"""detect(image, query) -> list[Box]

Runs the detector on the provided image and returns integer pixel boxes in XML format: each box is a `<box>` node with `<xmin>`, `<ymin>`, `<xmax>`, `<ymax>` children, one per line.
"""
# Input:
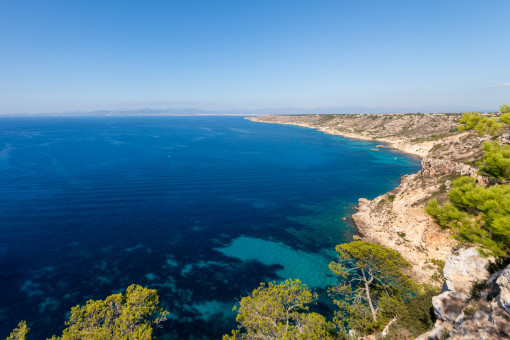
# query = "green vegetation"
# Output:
<box><xmin>426</xmin><ymin>177</ymin><xmax>510</xmax><ymax>256</ymax></box>
<box><xmin>458</xmin><ymin>112</ymin><xmax>504</xmax><ymax>136</ymax></box>
<box><xmin>425</xmin><ymin>198</ymin><xmax>470</xmax><ymax>229</ymax></box>
<box><xmin>426</xmin><ymin>105</ymin><xmax>510</xmax><ymax>257</ymax></box>
<box><xmin>429</xmin><ymin>144</ymin><xmax>443</xmax><ymax>153</ymax></box>
<box><xmin>316</xmin><ymin>115</ymin><xmax>337</xmax><ymax>125</ymax></box>
<box><xmin>5</xmin><ymin>321</ymin><xmax>29</xmax><ymax>340</ymax></box>
<box><xmin>470</xmin><ymin>280</ymin><xmax>488</xmax><ymax>299</ymax></box>
<box><xmin>5</xmin><ymin>285</ymin><xmax>169</xmax><ymax>340</ymax></box>
<box><xmin>49</xmin><ymin>284</ymin><xmax>168</xmax><ymax>340</ymax></box>
<box><xmin>223</xmin><ymin>241</ymin><xmax>429</xmax><ymax>339</ymax></box>
<box><xmin>328</xmin><ymin>241</ymin><xmax>417</xmax><ymax>336</ymax></box>
<box><xmin>410</xmin><ymin>132</ymin><xmax>456</xmax><ymax>143</ymax></box>
<box><xmin>500</xmin><ymin>104</ymin><xmax>510</xmax><ymax>124</ymax></box>
<box><xmin>422</xmin><ymin>259</ymin><xmax>445</xmax><ymax>283</ymax></box>
<box><xmin>480</xmin><ymin>141</ymin><xmax>510</xmax><ymax>180</ymax></box>
<box><xmin>223</xmin><ymin>279</ymin><xmax>335</xmax><ymax>340</ymax></box>
<box><xmin>386</xmin><ymin>286</ymin><xmax>439</xmax><ymax>338</ymax></box>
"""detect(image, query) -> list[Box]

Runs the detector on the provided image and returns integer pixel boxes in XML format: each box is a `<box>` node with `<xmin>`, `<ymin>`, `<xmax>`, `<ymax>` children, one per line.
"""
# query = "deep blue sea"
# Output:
<box><xmin>0</xmin><ymin>116</ymin><xmax>421</xmax><ymax>339</ymax></box>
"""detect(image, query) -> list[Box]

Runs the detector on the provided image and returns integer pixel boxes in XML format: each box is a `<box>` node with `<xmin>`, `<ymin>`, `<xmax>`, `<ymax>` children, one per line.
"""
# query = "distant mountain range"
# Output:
<box><xmin>0</xmin><ymin>106</ymin><xmax>495</xmax><ymax>116</ymax></box>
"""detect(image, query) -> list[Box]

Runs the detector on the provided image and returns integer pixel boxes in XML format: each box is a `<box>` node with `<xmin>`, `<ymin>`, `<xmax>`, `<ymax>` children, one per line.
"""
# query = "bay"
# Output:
<box><xmin>0</xmin><ymin>116</ymin><xmax>420</xmax><ymax>339</ymax></box>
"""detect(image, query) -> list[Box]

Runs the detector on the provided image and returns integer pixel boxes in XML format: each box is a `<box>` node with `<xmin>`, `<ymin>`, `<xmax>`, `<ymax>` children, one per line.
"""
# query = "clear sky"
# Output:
<box><xmin>1</xmin><ymin>0</ymin><xmax>509</xmax><ymax>114</ymax></box>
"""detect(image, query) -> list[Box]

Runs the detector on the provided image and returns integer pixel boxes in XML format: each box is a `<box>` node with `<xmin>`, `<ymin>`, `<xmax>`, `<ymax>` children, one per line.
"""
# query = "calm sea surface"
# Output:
<box><xmin>0</xmin><ymin>116</ymin><xmax>421</xmax><ymax>339</ymax></box>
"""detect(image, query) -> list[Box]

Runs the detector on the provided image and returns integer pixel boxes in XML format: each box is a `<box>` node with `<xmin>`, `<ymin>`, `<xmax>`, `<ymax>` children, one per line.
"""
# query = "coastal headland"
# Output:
<box><xmin>247</xmin><ymin>113</ymin><xmax>488</xmax><ymax>284</ymax></box>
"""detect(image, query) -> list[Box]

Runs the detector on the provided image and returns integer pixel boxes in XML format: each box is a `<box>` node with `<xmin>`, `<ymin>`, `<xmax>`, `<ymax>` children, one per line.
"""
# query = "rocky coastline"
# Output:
<box><xmin>246</xmin><ymin>114</ymin><xmax>466</xmax><ymax>284</ymax></box>
<box><xmin>247</xmin><ymin>113</ymin><xmax>510</xmax><ymax>339</ymax></box>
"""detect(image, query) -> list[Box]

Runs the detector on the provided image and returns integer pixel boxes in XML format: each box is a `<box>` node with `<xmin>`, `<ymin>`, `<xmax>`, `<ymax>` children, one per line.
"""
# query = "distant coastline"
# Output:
<box><xmin>245</xmin><ymin>116</ymin><xmax>427</xmax><ymax>158</ymax></box>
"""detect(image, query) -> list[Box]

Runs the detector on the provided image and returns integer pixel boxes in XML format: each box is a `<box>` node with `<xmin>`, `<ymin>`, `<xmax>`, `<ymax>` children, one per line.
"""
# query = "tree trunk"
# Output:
<box><xmin>362</xmin><ymin>270</ymin><xmax>377</xmax><ymax>322</ymax></box>
<box><xmin>381</xmin><ymin>317</ymin><xmax>398</xmax><ymax>337</ymax></box>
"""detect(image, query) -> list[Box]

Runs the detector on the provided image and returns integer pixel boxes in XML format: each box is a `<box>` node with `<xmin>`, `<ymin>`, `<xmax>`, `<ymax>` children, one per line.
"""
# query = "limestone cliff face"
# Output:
<box><xmin>418</xmin><ymin>249</ymin><xmax>510</xmax><ymax>340</ymax></box>
<box><xmin>432</xmin><ymin>248</ymin><xmax>493</xmax><ymax>323</ymax></box>
<box><xmin>352</xmin><ymin>173</ymin><xmax>456</xmax><ymax>283</ymax></box>
<box><xmin>420</xmin><ymin>158</ymin><xmax>477</xmax><ymax>177</ymax></box>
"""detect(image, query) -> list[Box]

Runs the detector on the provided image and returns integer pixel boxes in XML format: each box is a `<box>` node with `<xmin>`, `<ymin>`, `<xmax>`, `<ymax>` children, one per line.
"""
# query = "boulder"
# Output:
<box><xmin>415</xmin><ymin>322</ymin><xmax>452</xmax><ymax>340</ymax></box>
<box><xmin>357</xmin><ymin>198</ymin><xmax>370</xmax><ymax>206</ymax></box>
<box><xmin>442</xmin><ymin>247</ymin><xmax>492</xmax><ymax>294</ymax></box>
<box><xmin>432</xmin><ymin>247</ymin><xmax>492</xmax><ymax>322</ymax></box>
<box><xmin>432</xmin><ymin>291</ymin><xmax>469</xmax><ymax>322</ymax></box>
<box><xmin>496</xmin><ymin>266</ymin><xmax>510</xmax><ymax>314</ymax></box>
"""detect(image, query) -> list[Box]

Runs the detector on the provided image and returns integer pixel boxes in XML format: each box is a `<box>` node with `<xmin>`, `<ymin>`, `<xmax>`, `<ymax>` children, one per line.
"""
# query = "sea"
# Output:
<box><xmin>0</xmin><ymin>116</ymin><xmax>421</xmax><ymax>339</ymax></box>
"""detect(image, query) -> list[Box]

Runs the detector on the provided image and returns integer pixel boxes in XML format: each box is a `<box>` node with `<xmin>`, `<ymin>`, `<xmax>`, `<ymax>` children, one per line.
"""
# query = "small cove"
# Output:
<box><xmin>0</xmin><ymin>116</ymin><xmax>421</xmax><ymax>339</ymax></box>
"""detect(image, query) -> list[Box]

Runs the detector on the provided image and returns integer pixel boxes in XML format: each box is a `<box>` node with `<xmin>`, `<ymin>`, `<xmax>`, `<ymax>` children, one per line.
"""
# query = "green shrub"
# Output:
<box><xmin>5</xmin><ymin>321</ymin><xmax>29</xmax><ymax>340</ymax></box>
<box><xmin>425</xmin><ymin>106</ymin><xmax>510</xmax><ymax>257</ymax></box>
<box><xmin>479</xmin><ymin>141</ymin><xmax>510</xmax><ymax>180</ymax></box>
<box><xmin>458</xmin><ymin>112</ymin><xmax>503</xmax><ymax>136</ymax></box>
<box><xmin>423</xmin><ymin>259</ymin><xmax>445</xmax><ymax>283</ymax></box>
<box><xmin>377</xmin><ymin>199</ymin><xmax>388</xmax><ymax>208</ymax></box>
<box><xmin>501</xmin><ymin>113</ymin><xmax>510</xmax><ymax>125</ymax></box>
<box><xmin>329</xmin><ymin>241</ymin><xmax>417</xmax><ymax>337</ymax></box>
<box><xmin>425</xmin><ymin>198</ymin><xmax>471</xmax><ymax>230</ymax></box>
<box><xmin>500</xmin><ymin>104</ymin><xmax>510</xmax><ymax>124</ymax></box>
<box><xmin>387</xmin><ymin>287</ymin><xmax>439</xmax><ymax>338</ymax></box>
<box><xmin>426</xmin><ymin>177</ymin><xmax>510</xmax><ymax>257</ymax></box>
<box><xmin>470</xmin><ymin>280</ymin><xmax>487</xmax><ymax>299</ymax></box>
<box><xmin>429</xmin><ymin>144</ymin><xmax>443</xmax><ymax>153</ymax></box>
<box><xmin>49</xmin><ymin>284</ymin><xmax>168</xmax><ymax>340</ymax></box>
<box><xmin>448</xmin><ymin>176</ymin><xmax>486</xmax><ymax>211</ymax></box>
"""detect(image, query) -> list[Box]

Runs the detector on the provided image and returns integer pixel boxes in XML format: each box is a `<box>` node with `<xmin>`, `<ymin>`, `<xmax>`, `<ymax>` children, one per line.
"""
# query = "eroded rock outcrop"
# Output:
<box><xmin>446</xmin><ymin>265</ymin><xmax>510</xmax><ymax>340</ymax></box>
<box><xmin>420</xmin><ymin>158</ymin><xmax>489</xmax><ymax>185</ymax></box>
<box><xmin>431</xmin><ymin>248</ymin><xmax>492</xmax><ymax>322</ymax></box>
<box><xmin>420</xmin><ymin>158</ymin><xmax>478</xmax><ymax>178</ymax></box>
<box><xmin>352</xmin><ymin>172</ymin><xmax>456</xmax><ymax>283</ymax></box>
<box><xmin>443</xmin><ymin>248</ymin><xmax>493</xmax><ymax>293</ymax></box>
<box><xmin>420</xmin><ymin>249</ymin><xmax>510</xmax><ymax>340</ymax></box>
<box><xmin>496</xmin><ymin>267</ymin><xmax>510</xmax><ymax>314</ymax></box>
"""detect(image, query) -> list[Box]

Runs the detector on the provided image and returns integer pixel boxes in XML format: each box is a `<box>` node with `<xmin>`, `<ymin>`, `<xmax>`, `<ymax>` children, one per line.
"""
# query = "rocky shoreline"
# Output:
<box><xmin>246</xmin><ymin>114</ymin><xmax>464</xmax><ymax>284</ymax></box>
<box><xmin>247</xmin><ymin>113</ymin><xmax>510</xmax><ymax>339</ymax></box>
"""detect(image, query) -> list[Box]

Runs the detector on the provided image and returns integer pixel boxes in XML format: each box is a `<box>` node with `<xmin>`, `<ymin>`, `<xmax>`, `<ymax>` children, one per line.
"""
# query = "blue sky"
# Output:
<box><xmin>1</xmin><ymin>0</ymin><xmax>509</xmax><ymax>114</ymax></box>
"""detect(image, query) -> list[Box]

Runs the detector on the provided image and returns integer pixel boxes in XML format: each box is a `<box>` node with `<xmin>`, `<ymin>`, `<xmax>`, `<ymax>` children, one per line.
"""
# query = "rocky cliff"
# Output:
<box><xmin>418</xmin><ymin>248</ymin><xmax>510</xmax><ymax>340</ymax></box>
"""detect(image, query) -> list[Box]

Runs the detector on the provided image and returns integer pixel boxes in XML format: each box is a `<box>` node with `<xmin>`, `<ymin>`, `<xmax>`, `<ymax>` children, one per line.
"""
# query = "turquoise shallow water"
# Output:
<box><xmin>0</xmin><ymin>116</ymin><xmax>421</xmax><ymax>339</ymax></box>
